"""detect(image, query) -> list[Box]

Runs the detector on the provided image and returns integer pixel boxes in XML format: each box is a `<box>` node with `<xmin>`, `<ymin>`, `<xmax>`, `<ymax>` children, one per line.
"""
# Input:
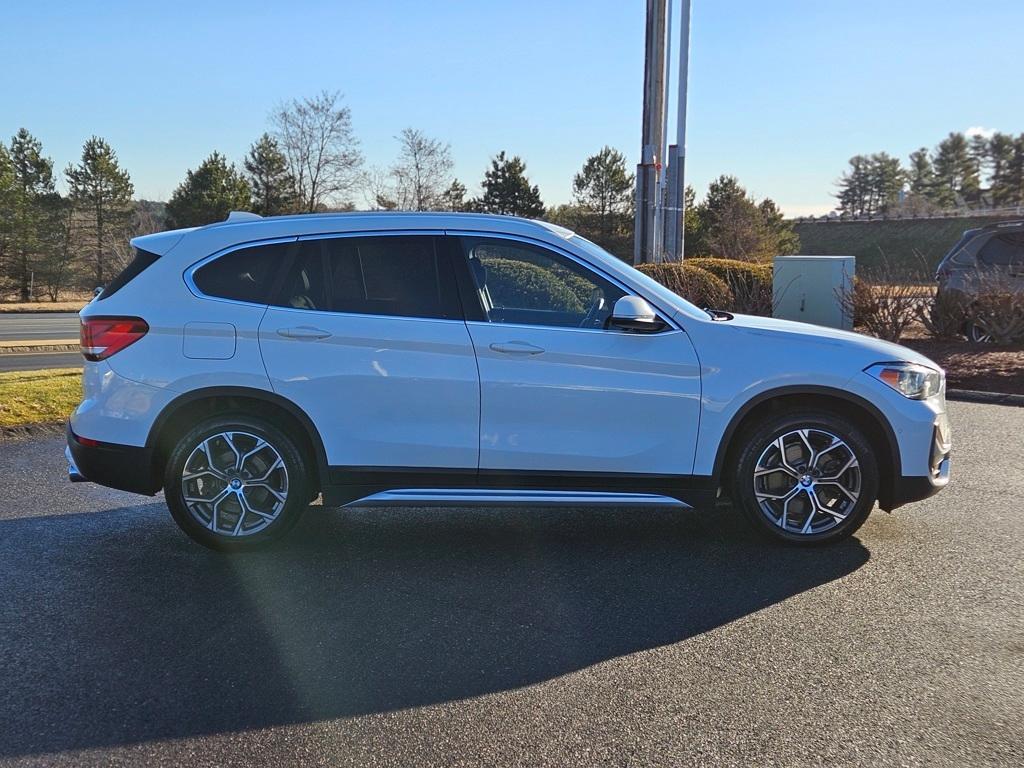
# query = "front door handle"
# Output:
<box><xmin>490</xmin><ymin>341</ymin><xmax>544</xmax><ymax>355</ymax></box>
<box><xmin>277</xmin><ymin>326</ymin><xmax>332</xmax><ymax>341</ymax></box>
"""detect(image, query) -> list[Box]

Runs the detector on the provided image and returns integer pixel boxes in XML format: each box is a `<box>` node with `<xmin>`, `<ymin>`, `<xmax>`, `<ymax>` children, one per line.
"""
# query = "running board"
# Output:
<box><xmin>343</xmin><ymin>488</ymin><xmax>691</xmax><ymax>509</ymax></box>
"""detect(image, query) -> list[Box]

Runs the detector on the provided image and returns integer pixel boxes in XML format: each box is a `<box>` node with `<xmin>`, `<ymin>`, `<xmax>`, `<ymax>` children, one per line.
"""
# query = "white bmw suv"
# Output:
<box><xmin>67</xmin><ymin>212</ymin><xmax>951</xmax><ymax>550</ymax></box>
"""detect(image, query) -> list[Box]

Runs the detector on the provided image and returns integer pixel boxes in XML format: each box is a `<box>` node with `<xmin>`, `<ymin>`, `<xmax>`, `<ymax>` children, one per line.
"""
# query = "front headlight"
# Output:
<box><xmin>866</xmin><ymin>362</ymin><xmax>943</xmax><ymax>400</ymax></box>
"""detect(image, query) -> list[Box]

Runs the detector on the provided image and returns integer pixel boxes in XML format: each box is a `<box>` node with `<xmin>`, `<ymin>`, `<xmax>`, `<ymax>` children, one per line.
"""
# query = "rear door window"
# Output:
<box><xmin>978</xmin><ymin>233</ymin><xmax>1024</xmax><ymax>267</ymax></box>
<box><xmin>277</xmin><ymin>235</ymin><xmax>460</xmax><ymax>319</ymax></box>
<box><xmin>193</xmin><ymin>242</ymin><xmax>290</xmax><ymax>304</ymax></box>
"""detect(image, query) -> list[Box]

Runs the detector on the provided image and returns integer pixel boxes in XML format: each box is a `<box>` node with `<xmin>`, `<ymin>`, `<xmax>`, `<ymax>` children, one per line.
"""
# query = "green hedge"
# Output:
<box><xmin>685</xmin><ymin>257</ymin><xmax>773</xmax><ymax>315</ymax></box>
<box><xmin>635</xmin><ymin>263</ymin><xmax>734</xmax><ymax>309</ymax></box>
<box><xmin>481</xmin><ymin>258</ymin><xmax>585</xmax><ymax>313</ymax></box>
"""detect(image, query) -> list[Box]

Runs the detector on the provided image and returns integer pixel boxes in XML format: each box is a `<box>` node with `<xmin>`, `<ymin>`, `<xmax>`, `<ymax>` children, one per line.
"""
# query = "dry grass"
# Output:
<box><xmin>0</xmin><ymin>301</ymin><xmax>88</xmax><ymax>313</ymax></box>
<box><xmin>0</xmin><ymin>368</ymin><xmax>81</xmax><ymax>428</ymax></box>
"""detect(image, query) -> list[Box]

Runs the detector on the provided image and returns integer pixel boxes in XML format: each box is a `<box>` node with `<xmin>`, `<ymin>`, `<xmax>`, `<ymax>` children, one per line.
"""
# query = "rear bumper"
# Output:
<box><xmin>66</xmin><ymin>423</ymin><xmax>160</xmax><ymax>495</ymax></box>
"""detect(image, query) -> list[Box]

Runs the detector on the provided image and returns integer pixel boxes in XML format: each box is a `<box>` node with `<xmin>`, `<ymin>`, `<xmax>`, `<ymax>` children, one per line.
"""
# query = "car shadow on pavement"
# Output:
<box><xmin>0</xmin><ymin>500</ymin><xmax>869</xmax><ymax>757</ymax></box>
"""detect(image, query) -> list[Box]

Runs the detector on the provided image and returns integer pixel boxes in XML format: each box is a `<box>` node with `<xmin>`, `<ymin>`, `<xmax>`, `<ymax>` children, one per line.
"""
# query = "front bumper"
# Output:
<box><xmin>882</xmin><ymin>411</ymin><xmax>952</xmax><ymax>511</ymax></box>
<box><xmin>66</xmin><ymin>423</ymin><xmax>160</xmax><ymax>495</ymax></box>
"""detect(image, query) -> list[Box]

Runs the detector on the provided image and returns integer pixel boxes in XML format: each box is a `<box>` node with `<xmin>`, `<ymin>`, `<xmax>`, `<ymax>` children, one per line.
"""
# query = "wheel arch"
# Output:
<box><xmin>713</xmin><ymin>385</ymin><xmax>902</xmax><ymax>510</ymax></box>
<box><xmin>145</xmin><ymin>386</ymin><xmax>328</xmax><ymax>495</ymax></box>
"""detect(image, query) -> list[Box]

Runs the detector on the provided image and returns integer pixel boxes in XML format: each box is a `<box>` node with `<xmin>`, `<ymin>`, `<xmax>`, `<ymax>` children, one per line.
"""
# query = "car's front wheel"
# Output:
<box><xmin>164</xmin><ymin>415</ymin><xmax>311</xmax><ymax>551</ymax></box>
<box><xmin>731</xmin><ymin>411</ymin><xmax>879</xmax><ymax>545</ymax></box>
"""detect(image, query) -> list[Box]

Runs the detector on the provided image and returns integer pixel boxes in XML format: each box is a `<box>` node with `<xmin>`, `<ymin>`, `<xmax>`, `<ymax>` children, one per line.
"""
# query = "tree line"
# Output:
<box><xmin>1</xmin><ymin>90</ymin><xmax>799</xmax><ymax>301</ymax></box>
<box><xmin>835</xmin><ymin>130</ymin><xmax>1024</xmax><ymax>217</ymax></box>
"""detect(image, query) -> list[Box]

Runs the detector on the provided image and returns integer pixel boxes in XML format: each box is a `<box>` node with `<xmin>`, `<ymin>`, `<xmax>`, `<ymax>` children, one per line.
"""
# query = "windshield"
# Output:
<box><xmin>569</xmin><ymin>235</ymin><xmax>709</xmax><ymax>320</ymax></box>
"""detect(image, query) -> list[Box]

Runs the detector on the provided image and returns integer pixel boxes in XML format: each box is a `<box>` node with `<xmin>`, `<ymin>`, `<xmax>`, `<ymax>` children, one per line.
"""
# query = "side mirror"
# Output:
<box><xmin>610</xmin><ymin>295</ymin><xmax>666</xmax><ymax>332</ymax></box>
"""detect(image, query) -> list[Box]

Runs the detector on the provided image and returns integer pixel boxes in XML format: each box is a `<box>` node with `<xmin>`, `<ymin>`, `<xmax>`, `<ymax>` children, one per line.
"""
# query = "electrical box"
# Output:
<box><xmin>773</xmin><ymin>255</ymin><xmax>855</xmax><ymax>330</ymax></box>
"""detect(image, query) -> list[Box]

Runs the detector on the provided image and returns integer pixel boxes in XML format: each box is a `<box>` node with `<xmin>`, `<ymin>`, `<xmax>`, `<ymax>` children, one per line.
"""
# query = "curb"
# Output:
<box><xmin>0</xmin><ymin>421</ymin><xmax>65</xmax><ymax>441</ymax></box>
<box><xmin>0</xmin><ymin>342</ymin><xmax>79</xmax><ymax>354</ymax></box>
<box><xmin>946</xmin><ymin>389</ymin><xmax>1024</xmax><ymax>407</ymax></box>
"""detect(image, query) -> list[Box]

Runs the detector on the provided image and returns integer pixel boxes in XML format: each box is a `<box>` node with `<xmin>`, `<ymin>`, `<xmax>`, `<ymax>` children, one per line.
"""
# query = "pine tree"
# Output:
<box><xmin>65</xmin><ymin>136</ymin><xmax>134</xmax><ymax>286</ymax></box>
<box><xmin>166</xmin><ymin>152</ymin><xmax>252</xmax><ymax>228</ymax></box>
<box><xmin>869</xmin><ymin>152</ymin><xmax>905</xmax><ymax>214</ymax></box>
<box><xmin>758</xmin><ymin>198</ymin><xmax>800</xmax><ymax>255</ymax></box>
<box><xmin>571</xmin><ymin>146</ymin><xmax>634</xmax><ymax>249</ymax></box>
<box><xmin>473</xmin><ymin>151</ymin><xmax>544</xmax><ymax>218</ymax></box>
<box><xmin>244</xmin><ymin>134</ymin><xmax>297</xmax><ymax>216</ymax></box>
<box><xmin>683</xmin><ymin>185</ymin><xmax>700</xmax><ymax>246</ymax></box>
<box><xmin>7</xmin><ymin>129</ymin><xmax>56</xmax><ymax>300</ymax></box>
<box><xmin>968</xmin><ymin>134</ymin><xmax>990</xmax><ymax>185</ymax></box>
<box><xmin>836</xmin><ymin>155</ymin><xmax>871</xmax><ymax>216</ymax></box>
<box><xmin>932</xmin><ymin>132</ymin><xmax>980</xmax><ymax>208</ymax></box>
<box><xmin>987</xmin><ymin>133</ymin><xmax>1017</xmax><ymax>206</ymax></box>
<box><xmin>441</xmin><ymin>179</ymin><xmax>467</xmax><ymax>211</ymax></box>
<box><xmin>907</xmin><ymin>148</ymin><xmax>934</xmax><ymax>198</ymax></box>
<box><xmin>0</xmin><ymin>144</ymin><xmax>15</xmax><ymax>280</ymax></box>
<box><xmin>1007</xmin><ymin>134</ymin><xmax>1024</xmax><ymax>207</ymax></box>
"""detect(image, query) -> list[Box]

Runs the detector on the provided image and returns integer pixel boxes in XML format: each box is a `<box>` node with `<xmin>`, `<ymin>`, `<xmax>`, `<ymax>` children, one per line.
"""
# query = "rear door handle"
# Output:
<box><xmin>489</xmin><ymin>341</ymin><xmax>544</xmax><ymax>355</ymax></box>
<box><xmin>277</xmin><ymin>326</ymin><xmax>332</xmax><ymax>341</ymax></box>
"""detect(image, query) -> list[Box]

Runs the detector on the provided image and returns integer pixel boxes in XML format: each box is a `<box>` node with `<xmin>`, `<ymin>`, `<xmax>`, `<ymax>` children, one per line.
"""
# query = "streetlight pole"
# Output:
<box><xmin>633</xmin><ymin>0</ymin><xmax>669</xmax><ymax>265</ymax></box>
<box><xmin>663</xmin><ymin>0</ymin><xmax>691</xmax><ymax>262</ymax></box>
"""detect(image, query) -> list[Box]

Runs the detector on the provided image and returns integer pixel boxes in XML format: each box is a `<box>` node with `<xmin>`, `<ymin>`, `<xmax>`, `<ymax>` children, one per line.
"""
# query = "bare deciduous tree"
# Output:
<box><xmin>272</xmin><ymin>91</ymin><xmax>363</xmax><ymax>212</ymax></box>
<box><xmin>389</xmin><ymin>128</ymin><xmax>453</xmax><ymax>211</ymax></box>
<box><xmin>361</xmin><ymin>166</ymin><xmax>398</xmax><ymax>211</ymax></box>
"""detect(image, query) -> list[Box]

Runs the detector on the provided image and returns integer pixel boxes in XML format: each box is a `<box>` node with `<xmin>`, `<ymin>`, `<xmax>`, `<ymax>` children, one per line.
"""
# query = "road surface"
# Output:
<box><xmin>0</xmin><ymin>400</ymin><xmax>1020</xmax><ymax>767</ymax></box>
<box><xmin>0</xmin><ymin>312</ymin><xmax>79</xmax><ymax>342</ymax></box>
<box><xmin>0</xmin><ymin>351</ymin><xmax>82</xmax><ymax>372</ymax></box>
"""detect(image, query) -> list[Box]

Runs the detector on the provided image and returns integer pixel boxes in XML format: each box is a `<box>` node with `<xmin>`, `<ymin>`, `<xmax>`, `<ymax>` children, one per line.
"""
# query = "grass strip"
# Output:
<box><xmin>0</xmin><ymin>368</ymin><xmax>81</xmax><ymax>428</ymax></box>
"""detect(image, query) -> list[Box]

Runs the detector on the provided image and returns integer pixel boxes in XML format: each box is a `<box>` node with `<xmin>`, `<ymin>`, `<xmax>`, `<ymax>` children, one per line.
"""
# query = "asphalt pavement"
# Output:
<box><xmin>0</xmin><ymin>313</ymin><xmax>80</xmax><ymax>370</ymax></box>
<box><xmin>0</xmin><ymin>351</ymin><xmax>81</xmax><ymax>372</ymax></box>
<box><xmin>0</xmin><ymin>400</ymin><xmax>1020</xmax><ymax>767</ymax></box>
<box><xmin>0</xmin><ymin>312</ymin><xmax>79</xmax><ymax>342</ymax></box>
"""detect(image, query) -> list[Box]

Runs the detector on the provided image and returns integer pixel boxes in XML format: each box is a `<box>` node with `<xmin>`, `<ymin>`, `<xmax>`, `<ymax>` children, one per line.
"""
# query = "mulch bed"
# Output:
<box><xmin>901</xmin><ymin>337</ymin><xmax>1024</xmax><ymax>395</ymax></box>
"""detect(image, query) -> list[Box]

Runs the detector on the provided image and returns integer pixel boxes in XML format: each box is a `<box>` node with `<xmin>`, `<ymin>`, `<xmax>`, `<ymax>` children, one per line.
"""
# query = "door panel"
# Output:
<box><xmin>260</xmin><ymin>310</ymin><xmax>480</xmax><ymax>469</ymax></box>
<box><xmin>467</xmin><ymin>322</ymin><xmax>702</xmax><ymax>475</ymax></box>
<box><xmin>450</xmin><ymin>233</ymin><xmax>702</xmax><ymax>477</ymax></box>
<box><xmin>258</xmin><ymin>233</ymin><xmax>479</xmax><ymax>471</ymax></box>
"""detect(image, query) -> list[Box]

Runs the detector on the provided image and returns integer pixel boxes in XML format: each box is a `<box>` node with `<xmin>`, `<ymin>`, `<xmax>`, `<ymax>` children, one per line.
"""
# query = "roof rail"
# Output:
<box><xmin>225</xmin><ymin>211</ymin><xmax>263</xmax><ymax>223</ymax></box>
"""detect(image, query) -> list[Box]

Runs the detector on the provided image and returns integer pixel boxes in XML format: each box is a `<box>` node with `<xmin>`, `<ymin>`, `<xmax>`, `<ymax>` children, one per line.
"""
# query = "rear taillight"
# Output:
<box><xmin>80</xmin><ymin>317</ymin><xmax>149</xmax><ymax>361</ymax></box>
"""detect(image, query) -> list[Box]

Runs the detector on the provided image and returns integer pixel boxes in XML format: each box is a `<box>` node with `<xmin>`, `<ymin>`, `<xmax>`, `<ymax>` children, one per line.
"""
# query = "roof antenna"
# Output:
<box><xmin>225</xmin><ymin>211</ymin><xmax>263</xmax><ymax>222</ymax></box>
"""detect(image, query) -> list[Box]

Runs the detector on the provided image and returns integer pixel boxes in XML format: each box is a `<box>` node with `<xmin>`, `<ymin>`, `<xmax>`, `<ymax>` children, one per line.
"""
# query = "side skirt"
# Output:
<box><xmin>321</xmin><ymin>467</ymin><xmax>716</xmax><ymax>510</ymax></box>
<box><xmin>344</xmin><ymin>489</ymin><xmax>690</xmax><ymax>509</ymax></box>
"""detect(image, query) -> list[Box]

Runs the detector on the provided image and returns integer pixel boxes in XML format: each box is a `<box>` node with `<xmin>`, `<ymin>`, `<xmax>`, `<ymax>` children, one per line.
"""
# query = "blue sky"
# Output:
<box><xmin>2</xmin><ymin>0</ymin><xmax>1022</xmax><ymax>215</ymax></box>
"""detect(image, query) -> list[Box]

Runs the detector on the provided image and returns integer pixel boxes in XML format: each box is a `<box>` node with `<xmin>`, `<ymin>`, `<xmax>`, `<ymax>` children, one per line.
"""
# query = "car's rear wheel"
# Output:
<box><xmin>731</xmin><ymin>411</ymin><xmax>879</xmax><ymax>545</ymax></box>
<box><xmin>964</xmin><ymin>320</ymin><xmax>993</xmax><ymax>344</ymax></box>
<box><xmin>164</xmin><ymin>415</ymin><xmax>311</xmax><ymax>551</ymax></box>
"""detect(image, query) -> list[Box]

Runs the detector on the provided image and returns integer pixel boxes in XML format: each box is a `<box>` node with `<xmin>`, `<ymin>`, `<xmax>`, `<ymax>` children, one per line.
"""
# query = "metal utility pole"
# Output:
<box><xmin>633</xmin><ymin>0</ymin><xmax>669</xmax><ymax>265</ymax></box>
<box><xmin>663</xmin><ymin>0</ymin><xmax>691</xmax><ymax>262</ymax></box>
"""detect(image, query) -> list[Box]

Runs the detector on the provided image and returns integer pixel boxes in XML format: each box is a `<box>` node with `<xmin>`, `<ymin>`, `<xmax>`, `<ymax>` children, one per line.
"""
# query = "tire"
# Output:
<box><xmin>731</xmin><ymin>410</ymin><xmax>879</xmax><ymax>546</ymax></box>
<box><xmin>964</xmin><ymin>320</ymin><xmax>992</xmax><ymax>344</ymax></box>
<box><xmin>163</xmin><ymin>414</ymin><xmax>312</xmax><ymax>551</ymax></box>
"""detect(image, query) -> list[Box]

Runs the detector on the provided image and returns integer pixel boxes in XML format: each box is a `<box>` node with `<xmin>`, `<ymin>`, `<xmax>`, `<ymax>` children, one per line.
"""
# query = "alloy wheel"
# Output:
<box><xmin>966</xmin><ymin>321</ymin><xmax>993</xmax><ymax>344</ymax></box>
<box><xmin>753</xmin><ymin>428</ymin><xmax>861</xmax><ymax>536</ymax></box>
<box><xmin>180</xmin><ymin>431</ymin><xmax>289</xmax><ymax>537</ymax></box>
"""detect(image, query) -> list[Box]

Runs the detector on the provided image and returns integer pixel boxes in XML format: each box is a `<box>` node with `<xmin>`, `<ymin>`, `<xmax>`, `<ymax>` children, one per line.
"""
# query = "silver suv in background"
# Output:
<box><xmin>935</xmin><ymin>220</ymin><xmax>1024</xmax><ymax>342</ymax></box>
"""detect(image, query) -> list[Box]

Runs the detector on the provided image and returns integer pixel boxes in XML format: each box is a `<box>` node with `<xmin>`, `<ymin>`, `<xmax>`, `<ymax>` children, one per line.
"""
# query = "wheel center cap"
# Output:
<box><xmin>800</xmin><ymin>474</ymin><xmax>813</xmax><ymax>487</ymax></box>
<box><xmin>230</xmin><ymin>478</ymin><xmax>242</xmax><ymax>490</ymax></box>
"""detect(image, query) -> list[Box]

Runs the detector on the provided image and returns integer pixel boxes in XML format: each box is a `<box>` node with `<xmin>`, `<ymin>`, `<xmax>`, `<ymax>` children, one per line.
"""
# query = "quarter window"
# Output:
<box><xmin>458</xmin><ymin>237</ymin><xmax>625</xmax><ymax>329</ymax></box>
<box><xmin>193</xmin><ymin>242</ymin><xmax>289</xmax><ymax>304</ymax></box>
